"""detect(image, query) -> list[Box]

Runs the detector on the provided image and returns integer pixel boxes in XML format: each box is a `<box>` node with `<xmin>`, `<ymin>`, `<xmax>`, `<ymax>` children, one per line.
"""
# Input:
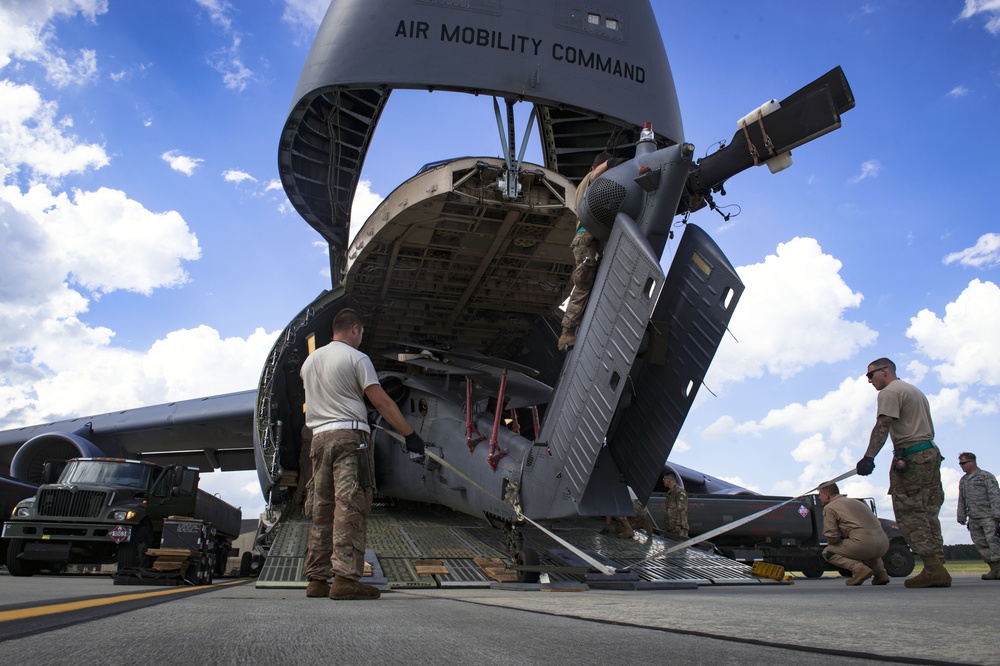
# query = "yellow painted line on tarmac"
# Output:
<box><xmin>0</xmin><ymin>579</ymin><xmax>248</xmax><ymax>623</ymax></box>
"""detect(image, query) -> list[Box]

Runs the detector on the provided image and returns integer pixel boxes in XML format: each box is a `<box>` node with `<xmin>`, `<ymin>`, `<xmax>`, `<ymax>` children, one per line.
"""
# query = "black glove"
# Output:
<box><xmin>856</xmin><ymin>456</ymin><xmax>876</xmax><ymax>476</ymax></box>
<box><xmin>404</xmin><ymin>431</ymin><xmax>425</xmax><ymax>455</ymax></box>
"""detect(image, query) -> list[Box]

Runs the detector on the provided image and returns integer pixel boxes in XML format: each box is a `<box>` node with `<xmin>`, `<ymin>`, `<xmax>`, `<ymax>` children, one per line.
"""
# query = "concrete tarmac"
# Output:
<box><xmin>0</xmin><ymin>572</ymin><xmax>993</xmax><ymax>665</ymax></box>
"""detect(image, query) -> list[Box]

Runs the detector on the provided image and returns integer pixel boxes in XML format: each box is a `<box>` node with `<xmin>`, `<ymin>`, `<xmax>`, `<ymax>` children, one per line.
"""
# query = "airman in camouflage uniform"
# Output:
<box><xmin>956</xmin><ymin>452</ymin><xmax>1000</xmax><ymax>580</ymax></box>
<box><xmin>613</xmin><ymin>491</ymin><xmax>655</xmax><ymax>539</ymax></box>
<box><xmin>856</xmin><ymin>358</ymin><xmax>950</xmax><ymax>588</ymax></box>
<box><xmin>300</xmin><ymin>308</ymin><xmax>425</xmax><ymax>600</ymax></box>
<box><xmin>558</xmin><ymin>152</ymin><xmax>625</xmax><ymax>352</ymax></box>
<box><xmin>662</xmin><ymin>469</ymin><xmax>689</xmax><ymax>538</ymax></box>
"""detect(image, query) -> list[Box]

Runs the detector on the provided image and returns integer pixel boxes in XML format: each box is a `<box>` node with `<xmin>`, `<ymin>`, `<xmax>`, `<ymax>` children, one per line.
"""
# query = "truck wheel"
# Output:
<box><xmin>5</xmin><ymin>539</ymin><xmax>41</xmax><ymax>577</ymax></box>
<box><xmin>801</xmin><ymin>568</ymin><xmax>824</xmax><ymax>578</ymax></box>
<box><xmin>117</xmin><ymin>524</ymin><xmax>155</xmax><ymax>570</ymax></box>
<box><xmin>883</xmin><ymin>542</ymin><xmax>915</xmax><ymax>577</ymax></box>
<box><xmin>214</xmin><ymin>547</ymin><xmax>228</xmax><ymax>578</ymax></box>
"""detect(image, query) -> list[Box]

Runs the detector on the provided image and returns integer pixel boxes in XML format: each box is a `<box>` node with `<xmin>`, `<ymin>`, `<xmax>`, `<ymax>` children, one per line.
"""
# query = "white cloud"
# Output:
<box><xmin>223</xmin><ymin>169</ymin><xmax>257</xmax><ymax>184</ymax></box>
<box><xmin>0</xmin><ymin>0</ymin><xmax>108</xmax><ymax>85</ymax></box>
<box><xmin>209</xmin><ymin>36</ymin><xmax>254</xmax><ymax>92</ymax></box>
<box><xmin>706</xmin><ymin>237</ymin><xmax>877</xmax><ymax>386</ymax></box>
<box><xmin>2</xmin><ymin>324</ymin><xmax>277</xmax><ymax>428</ymax></box>
<box><xmin>904</xmin><ymin>359</ymin><xmax>929</xmax><ymax>384</ymax></box>
<box><xmin>0</xmin><ymin>179</ymin><xmax>271</xmax><ymax>423</ymax></box>
<box><xmin>162</xmin><ymin>150</ymin><xmax>204</xmax><ymax>176</ymax></box>
<box><xmin>715</xmin><ymin>476</ymin><xmax>762</xmax><ymax>493</ymax></box>
<box><xmin>195</xmin><ymin>0</ymin><xmax>234</xmax><ymax>30</ymax></box>
<box><xmin>0</xmin><ymin>170</ymin><xmax>269</xmax><ymax>430</ymax></box>
<box><xmin>48</xmin><ymin>185</ymin><xmax>198</xmax><ymax>293</ymax></box>
<box><xmin>282</xmin><ymin>0</ymin><xmax>329</xmax><ymax>31</ymax></box>
<box><xmin>193</xmin><ymin>1</ymin><xmax>255</xmax><ymax>91</ymax></box>
<box><xmin>849</xmin><ymin>159</ymin><xmax>881</xmax><ymax>184</ymax></box>
<box><xmin>928</xmin><ymin>386</ymin><xmax>999</xmax><ymax>427</ymax></box>
<box><xmin>958</xmin><ymin>0</ymin><xmax>1000</xmax><ymax>35</ymax></box>
<box><xmin>265</xmin><ymin>179</ymin><xmax>282</xmax><ymax>192</ymax></box>
<box><xmin>943</xmin><ymin>232</ymin><xmax>1000</xmax><ymax>268</ymax></box>
<box><xmin>350</xmin><ymin>178</ymin><xmax>384</xmax><ymax>242</ymax></box>
<box><xmin>0</xmin><ymin>79</ymin><xmax>109</xmax><ymax>180</ymax></box>
<box><xmin>906</xmin><ymin>279</ymin><xmax>1000</xmax><ymax>386</ymax></box>
<box><xmin>728</xmin><ymin>376</ymin><xmax>874</xmax><ymax>447</ymax></box>
<box><xmin>947</xmin><ymin>85</ymin><xmax>970</xmax><ymax>98</ymax></box>
<box><xmin>40</xmin><ymin>47</ymin><xmax>98</xmax><ymax>88</ymax></box>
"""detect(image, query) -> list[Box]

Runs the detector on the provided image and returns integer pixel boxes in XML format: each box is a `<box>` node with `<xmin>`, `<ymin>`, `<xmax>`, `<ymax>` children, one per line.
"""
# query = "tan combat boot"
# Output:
<box><xmin>845</xmin><ymin>563</ymin><xmax>873</xmax><ymax>586</ymax></box>
<box><xmin>871</xmin><ymin>570</ymin><xmax>891</xmax><ymax>585</ymax></box>
<box><xmin>640</xmin><ymin>511</ymin><xmax>655</xmax><ymax>537</ymax></box>
<box><xmin>616</xmin><ymin>520</ymin><xmax>634</xmax><ymax>539</ymax></box>
<box><xmin>557</xmin><ymin>328</ymin><xmax>576</xmax><ymax>351</ymax></box>
<box><xmin>982</xmin><ymin>560</ymin><xmax>1000</xmax><ymax>580</ymax></box>
<box><xmin>904</xmin><ymin>555</ymin><xmax>952</xmax><ymax>588</ymax></box>
<box><xmin>305</xmin><ymin>579</ymin><xmax>331</xmax><ymax>597</ymax></box>
<box><xmin>329</xmin><ymin>576</ymin><xmax>381</xmax><ymax>600</ymax></box>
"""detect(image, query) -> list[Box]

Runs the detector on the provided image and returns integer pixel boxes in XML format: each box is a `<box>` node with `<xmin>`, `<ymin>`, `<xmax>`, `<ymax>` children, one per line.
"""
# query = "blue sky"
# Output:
<box><xmin>2</xmin><ymin>1</ymin><xmax>999</xmax><ymax>546</ymax></box>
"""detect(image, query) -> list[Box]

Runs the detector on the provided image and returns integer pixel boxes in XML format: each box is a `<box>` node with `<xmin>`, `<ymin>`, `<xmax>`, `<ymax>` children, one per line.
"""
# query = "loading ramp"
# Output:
<box><xmin>256</xmin><ymin>503</ymin><xmax>783</xmax><ymax>590</ymax></box>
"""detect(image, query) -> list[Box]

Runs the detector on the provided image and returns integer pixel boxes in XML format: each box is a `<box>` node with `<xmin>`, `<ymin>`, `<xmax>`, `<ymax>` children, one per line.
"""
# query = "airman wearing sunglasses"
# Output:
<box><xmin>855</xmin><ymin>357</ymin><xmax>950</xmax><ymax>588</ymax></box>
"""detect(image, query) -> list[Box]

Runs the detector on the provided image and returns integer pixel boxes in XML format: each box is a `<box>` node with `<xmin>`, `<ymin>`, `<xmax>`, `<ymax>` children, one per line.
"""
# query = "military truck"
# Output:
<box><xmin>646</xmin><ymin>464</ymin><xmax>915</xmax><ymax>578</ymax></box>
<box><xmin>2</xmin><ymin>457</ymin><xmax>241</xmax><ymax>579</ymax></box>
<box><xmin>1</xmin><ymin>475</ymin><xmax>39</xmax><ymax>565</ymax></box>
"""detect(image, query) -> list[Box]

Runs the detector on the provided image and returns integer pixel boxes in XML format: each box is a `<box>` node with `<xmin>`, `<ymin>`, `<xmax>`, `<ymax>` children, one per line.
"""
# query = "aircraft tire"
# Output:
<box><xmin>250</xmin><ymin>553</ymin><xmax>265</xmax><ymax>577</ymax></box>
<box><xmin>239</xmin><ymin>551</ymin><xmax>253</xmax><ymax>577</ymax></box>
<box><xmin>801</xmin><ymin>567</ymin><xmax>825</xmax><ymax>579</ymax></box>
<box><xmin>5</xmin><ymin>539</ymin><xmax>41</xmax><ymax>577</ymax></box>
<box><xmin>516</xmin><ymin>548</ymin><xmax>540</xmax><ymax>584</ymax></box>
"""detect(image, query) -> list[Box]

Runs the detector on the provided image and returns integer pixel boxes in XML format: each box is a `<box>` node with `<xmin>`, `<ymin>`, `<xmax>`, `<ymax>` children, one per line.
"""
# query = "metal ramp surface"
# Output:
<box><xmin>256</xmin><ymin>504</ymin><xmax>781</xmax><ymax>589</ymax></box>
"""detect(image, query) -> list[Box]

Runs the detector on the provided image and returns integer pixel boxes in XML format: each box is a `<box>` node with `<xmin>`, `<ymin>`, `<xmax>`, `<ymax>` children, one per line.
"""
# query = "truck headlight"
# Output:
<box><xmin>112</xmin><ymin>510</ymin><xmax>137</xmax><ymax>521</ymax></box>
<box><xmin>14</xmin><ymin>506</ymin><xmax>31</xmax><ymax>518</ymax></box>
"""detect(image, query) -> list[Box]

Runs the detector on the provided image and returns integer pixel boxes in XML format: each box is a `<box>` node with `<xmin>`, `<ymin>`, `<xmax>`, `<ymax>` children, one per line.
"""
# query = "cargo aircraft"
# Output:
<box><xmin>1</xmin><ymin>0</ymin><xmax>853</xmax><ymax>573</ymax></box>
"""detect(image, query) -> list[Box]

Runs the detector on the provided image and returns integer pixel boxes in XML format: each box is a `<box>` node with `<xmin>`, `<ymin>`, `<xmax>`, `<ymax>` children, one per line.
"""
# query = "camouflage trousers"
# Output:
<box><xmin>889</xmin><ymin>446</ymin><xmax>945</xmax><ymax>560</ymax></box>
<box><xmin>303</xmin><ymin>430</ymin><xmax>374</xmax><ymax>582</ymax></box>
<box><xmin>967</xmin><ymin>517</ymin><xmax>1000</xmax><ymax>563</ymax></box>
<box><xmin>561</xmin><ymin>230</ymin><xmax>600</xmax><ymax>330</ymax></box>
<box><xmin>616</xmin><ymin>501</ymin><xmax>654</xmax><ymax>533</ymax></box>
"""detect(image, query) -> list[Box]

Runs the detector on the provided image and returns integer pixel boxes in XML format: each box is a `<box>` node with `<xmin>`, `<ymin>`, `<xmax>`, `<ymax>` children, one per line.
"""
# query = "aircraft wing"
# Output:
<box><xmin>0</xmin><ymin>390</ymin><xmax>257</xmax><ymax>483</ymax></box>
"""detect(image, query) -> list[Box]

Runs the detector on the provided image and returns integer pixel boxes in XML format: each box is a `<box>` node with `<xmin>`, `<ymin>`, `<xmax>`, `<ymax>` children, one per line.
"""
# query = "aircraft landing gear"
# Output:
<box><xmin>515</xmin><ymin>547</ymin><xmax>540</xmax><ymax>584</ymax></box>
<box><xmin>505</xmin><ymin>522</ymin><xmax>540</xmax><ymax>584</ymax></box>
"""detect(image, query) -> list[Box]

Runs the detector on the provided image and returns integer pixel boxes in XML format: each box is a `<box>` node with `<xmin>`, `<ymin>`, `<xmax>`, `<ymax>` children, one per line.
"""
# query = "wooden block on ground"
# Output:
<box><xmin>147</xmin><ymin>548</ymin><xmax>198</xmax><ymax>557</ymax></box>
<box><xmin>152</xmin><ymin>562</ymin><xmax>186</xmax><ymax>572</ymax></box>
<box><xmin>414</xmin><ymin>559</ymin><xmax>449</xmax><ymax>576</ymax></box>
<box><xmin>474</xmin><ymin>557</ymin><xmax>519</xmax><ymax>582</ymax></box>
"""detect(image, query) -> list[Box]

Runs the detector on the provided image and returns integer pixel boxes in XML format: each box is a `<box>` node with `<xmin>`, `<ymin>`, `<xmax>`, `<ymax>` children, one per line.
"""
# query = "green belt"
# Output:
<box><xmin>894</xmin><ymin>441</ymin><xmax>934</xmax><ymax>457</ymax></box>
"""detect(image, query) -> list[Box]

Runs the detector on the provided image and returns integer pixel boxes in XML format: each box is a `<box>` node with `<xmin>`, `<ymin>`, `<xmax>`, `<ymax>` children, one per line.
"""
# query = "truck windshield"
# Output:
<box><xmin>61</xmin><ymin>461</ymin><xmax>153</xmax><ymax>489</ymax></box>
